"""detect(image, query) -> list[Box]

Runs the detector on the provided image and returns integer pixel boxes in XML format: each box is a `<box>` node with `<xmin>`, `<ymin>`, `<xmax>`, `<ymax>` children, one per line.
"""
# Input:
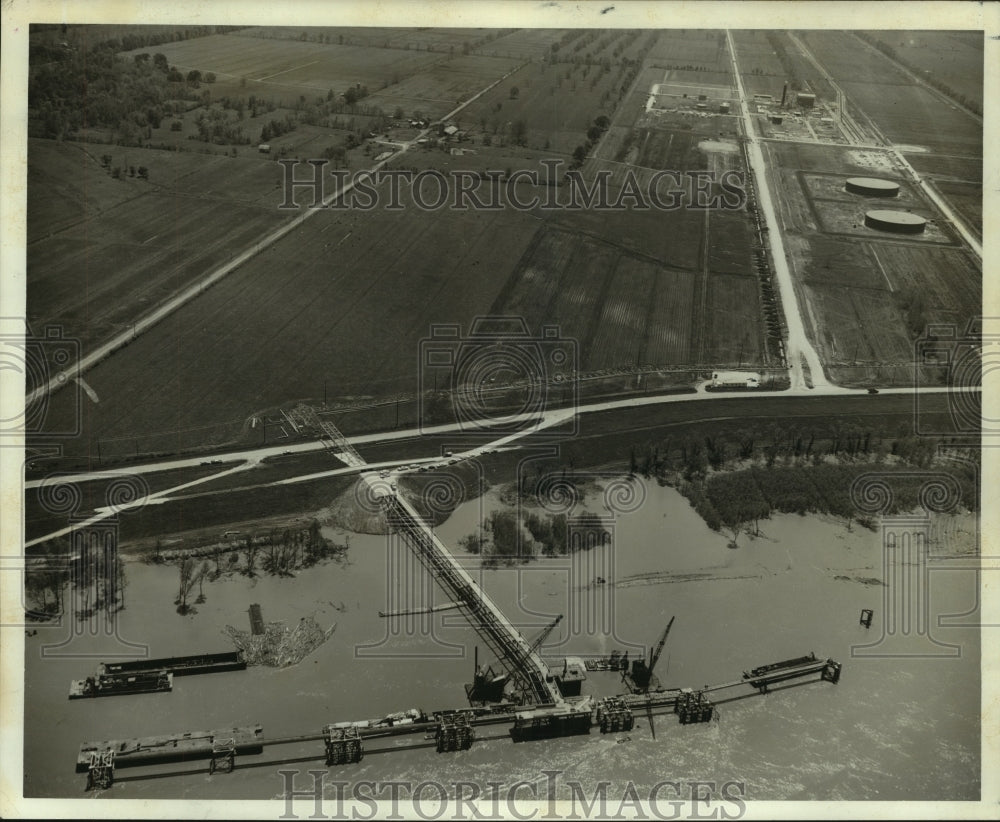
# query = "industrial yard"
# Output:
<box><xmin>8</xmin><ymin>7</ymin><xmax>990</xmax><ymax>819</ymax></box>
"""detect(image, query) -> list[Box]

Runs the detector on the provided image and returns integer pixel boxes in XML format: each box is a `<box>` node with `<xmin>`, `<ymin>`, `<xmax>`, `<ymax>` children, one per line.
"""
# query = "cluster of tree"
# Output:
<box><xmin>99</xmin><ymin>153</ymin><xmax>149</xmax><ymax>179</ymax></box>
<box><xmin>854</xmin><ymin>32</ymin><xmax>983</xmax><ymax>117</ymax></box>
<box><xmin>24</xmin><ymin>537</ymin><xmax>128</xmax><ymax>621</ymax></box>
<box><xmin>897</xmin><ymin>285</ymin><xmax>930</xmax><ymax>340</ymax></box>
<box><xmin>259</xmin><ymin>113</ymin><xmax>299</xmax><ymax>143</ymax></box>
<box><xmin>680</xmin><ymin>460</ymin><xmax>977</xmax><ymax>545</ymax></box>
<box><xmin>570</xmin><ymin>114</ymin><xmax>611</xmax><ymax>168</ymax></box>
<box><xmin>193</xmin><ymin>107</ymin><xmax>250</xmax><ymax>145</ymax></box>
<box><xmin>628</xmin><ymin>419</ymin><xmax>956</xmax><ymax>484</ymax></box>
<box><xmin>155</xmin><ymin>520</ymin><xmax>348</xmax><ymax>616</ymax></box>
<box><xmin>29</xmin><ymin>41</ymin><xmax>203</xmax><ymax>142</ymax></box>
<box><xmin>460</xmin><ymin>508</ymin><xmax>610</xmax><ymax>568</ymax></box>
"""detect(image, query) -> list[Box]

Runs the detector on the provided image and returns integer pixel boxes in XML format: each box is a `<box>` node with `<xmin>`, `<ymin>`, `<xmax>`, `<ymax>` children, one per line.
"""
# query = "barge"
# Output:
<box><xmin>100</xmin><ymin>650</ymin><xmax>246</xmax><ymax>677</ymax></box>
<box><xmin>69</xmin><ymin>671</ymin><xmax>173</xmax><ymax>699</ymax></box>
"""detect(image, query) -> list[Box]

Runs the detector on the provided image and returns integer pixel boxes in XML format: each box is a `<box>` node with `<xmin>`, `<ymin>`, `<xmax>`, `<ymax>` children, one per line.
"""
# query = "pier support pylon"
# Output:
<box><xmin>85</xmin><ymin>750</ymin><xmax>115</xmax><ymax>791</ymax></box>
<box><xmin>676</xmin><ymin>690</ymin><xmax>714</xmax><ymax>724</ymax></box>
<box><xmin>596</xmin><ymin>697</ymin><xmax>634</xmax><ymax>733</ymax></box>
<box><xmin>209</xmin><ymin>738</ymin><xmax>237</xmax><ymax>774</ymax></box>
<box><xmin>324</xmin><ymin>726</ymin><xmax>364</xmax><ymax>765</ymax></box>
<box><xmin>436</xmin><ymin>712</ymin><xmax>475</xmax><ymax>753</ymax></box>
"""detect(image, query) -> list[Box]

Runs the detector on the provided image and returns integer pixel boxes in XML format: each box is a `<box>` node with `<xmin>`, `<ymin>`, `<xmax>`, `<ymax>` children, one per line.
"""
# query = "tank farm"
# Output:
<box><xmin>75</xmin><ymin>413</ymin><xmax>842</xmax><ymax>791</ymax></box>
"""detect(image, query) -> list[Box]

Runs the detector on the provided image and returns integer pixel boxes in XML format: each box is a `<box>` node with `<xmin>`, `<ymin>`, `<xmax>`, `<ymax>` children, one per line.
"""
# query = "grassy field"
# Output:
<box><xmin>30</xmin><ymin>26</ymin><xmax>785</xmax><ymax>458</ymax></box>
<box><xmin>860</xmin><ymin>30</ymin><xmax>984</xmax><ymax>109</ymax></box>
<box><xmin>27</xmin><ymin>138</ymin><xmax>294</xmax><ymax>348</ymax></box>
<box><xmin>455</xmin><ymin>59</ymin><xmax>619</xmax><ymax>155</ymax></box>
<box><xmin>367</xmin><ymin>53</ymin><xmax>522</xmax><ymax>122</ymax></box>
<box><xmin>120</xmin><ymin>34</ymin><xmax>448</xmax><ymax>106</ymax></box>
<box><xmin>799</xmin><ymin>31</ymin><xmax>981</xmax><ymax>157</ymax></box>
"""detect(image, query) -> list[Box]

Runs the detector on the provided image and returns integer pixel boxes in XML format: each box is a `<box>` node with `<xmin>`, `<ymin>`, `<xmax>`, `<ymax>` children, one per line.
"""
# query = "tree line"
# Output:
<box><xmin>459</xmin><ymin>508</ymin><xmax>610</xmax><ymax>568</ymax></box>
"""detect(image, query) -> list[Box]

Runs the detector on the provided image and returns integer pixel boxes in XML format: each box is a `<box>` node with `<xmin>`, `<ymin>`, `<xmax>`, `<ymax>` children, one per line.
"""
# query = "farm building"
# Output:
<box><xmin>711</xmin><ymin>371</ymin><xmax>762</xmax><ymax>388</ymax></box>
<box><xmin>258</xmin><ymin>144</ymin><xmax>271</xmax><ymax>154</ymax></box>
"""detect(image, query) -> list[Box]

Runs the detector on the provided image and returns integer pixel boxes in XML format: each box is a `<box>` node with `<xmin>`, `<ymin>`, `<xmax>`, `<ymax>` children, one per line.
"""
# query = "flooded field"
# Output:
<box><xmin>24</xmin><ymin>477</ymin><xmax>979</xmax><ymax>801</ymax></box>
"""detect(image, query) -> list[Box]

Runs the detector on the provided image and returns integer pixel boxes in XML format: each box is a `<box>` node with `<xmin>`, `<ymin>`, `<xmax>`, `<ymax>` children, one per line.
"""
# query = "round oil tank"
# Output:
<box><xmin>846</xmin><ymin>177</ymin><xmax>900</xmax><ymax>197</ymax></box>
<box><xmin>864</xmin><ymin>210</ymin><xmax>927</xmax><ymax>234</ymax></box>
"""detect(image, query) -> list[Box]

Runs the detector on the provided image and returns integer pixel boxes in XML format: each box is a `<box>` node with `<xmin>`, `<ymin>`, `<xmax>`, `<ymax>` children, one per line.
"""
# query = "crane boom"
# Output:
<box><xmin>647</xmin><ymin>616</ymin><xmax>675</xmax><ymax>676</ymax></box>
<box><xmin>528</xmin><ymin>614</ymin><xmax>563</xmax><ymax>653</ymax></box>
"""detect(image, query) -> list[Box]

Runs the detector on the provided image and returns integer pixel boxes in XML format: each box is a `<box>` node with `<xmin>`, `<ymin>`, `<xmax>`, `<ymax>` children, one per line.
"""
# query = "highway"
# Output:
<box><xmin>22</xmin><ymin>383</ymin><xmax>966</xmax><ymax>550</ymax></box>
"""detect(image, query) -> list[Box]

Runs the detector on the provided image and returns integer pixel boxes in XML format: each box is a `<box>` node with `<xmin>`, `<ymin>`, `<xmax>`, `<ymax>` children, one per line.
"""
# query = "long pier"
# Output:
<box><xmin>77</xmin><ymin>654</ymin><xmax>841</xmax><ymax>788</ymax></box>
<box><xmin>381</xmin><ymin>492</ymin><xmax>562</xmax><ymax>705</ymax></box>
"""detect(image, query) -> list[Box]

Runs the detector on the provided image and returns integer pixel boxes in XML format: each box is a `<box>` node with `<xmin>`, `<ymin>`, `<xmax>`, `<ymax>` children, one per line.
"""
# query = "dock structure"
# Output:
<box><xmin>76</xmin><ymin>725</ymin><xmax>263</xmax><ymax>773</ymax></box>
<box><xmin>380</xmin><ymin>492</ymin><xmax>562</xmax><ymax>706</ymax></box>
<box><xmin>77</xmin><ymin>652</ymin><xmax>841</xmax><ymax>788</ymax></box>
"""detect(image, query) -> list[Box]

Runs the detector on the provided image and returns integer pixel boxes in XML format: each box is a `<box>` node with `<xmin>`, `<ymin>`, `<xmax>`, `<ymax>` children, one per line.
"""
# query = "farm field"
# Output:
<box><xmin>930</xmin><ymin>180</ymin><xmax>982</xmax><ymax>240</ymax></box>
<box><xmin>236</xmin><ymin>27</ymin><xmax>510</xmax><ymax>53</ymax></box>
<box><xmin>798</xmin><ymin>31</ymin><xmax>981</xmax><ymax>157</ymax></box>
<box><xmin>37</xmin><ymin>180</ymin><xmax>546</xmax><ymax>456</ymax></box>
<box><xmin>27</xmin><ymin>138</ymin><xmax>294</xmax><ymax>348</ymax></box>
<box><xmin>859</xmin><ymin>30</ymin><xmax>984</xmax><ymax>109</ymax></box>
<box><xmin>37</xmin><ymin>121</ymin><xmax>769</xmax><ymax>459</ymax></box>
<box><xmin>366</xmin><ymin>53</ymin><xmax>521</xmax><ymax>122</ymax></box>
<box><xmin>648</xmin><ymin>30</ymin><xmax>731</xmax><ymax>71</ymax></box>
<box><xmin>119</xmin><ymin>34</ymin><xmax>447</xmax><ymax>104</ymax></box>
<box><xmin>454</xmin><ymin>59</ymin><xmax>620</xmax><ymax>155</ymax></box>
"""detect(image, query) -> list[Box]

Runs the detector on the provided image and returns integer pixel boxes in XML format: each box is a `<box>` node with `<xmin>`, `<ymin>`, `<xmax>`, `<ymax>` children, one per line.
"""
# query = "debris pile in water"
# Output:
<box><xmin>223</xmin><ymin>617</ymin><xmax>336</xmax><ymax>667</ymax></box>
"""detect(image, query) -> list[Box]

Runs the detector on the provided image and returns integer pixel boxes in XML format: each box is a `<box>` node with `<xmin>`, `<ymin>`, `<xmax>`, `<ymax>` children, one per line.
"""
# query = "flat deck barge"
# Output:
<box><xmin>100</xmin><ymin>651</ymin><xmax>246</xmax><ymax>677</ymax></box>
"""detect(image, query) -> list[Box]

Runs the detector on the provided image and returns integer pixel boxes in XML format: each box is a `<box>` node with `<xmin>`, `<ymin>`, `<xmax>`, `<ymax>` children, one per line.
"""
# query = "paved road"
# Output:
<box><xmin>24</xmin><ymin>382</ymin><xmax>965</xmax><ymax>549</ymax></box>
<box><xmin>725</xmin><ymin>30</ymin><xmax>829</xmax><ymax>391</ymax></box>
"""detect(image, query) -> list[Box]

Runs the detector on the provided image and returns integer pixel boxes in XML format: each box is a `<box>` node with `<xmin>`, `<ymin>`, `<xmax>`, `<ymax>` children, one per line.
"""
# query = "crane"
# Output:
<box><xmin>466</xmin><ymin>615</ymin><xmax>563</xmax><ymax>706</ymax></box>
<box><xmin>648</xmin><ymin>615</ymin><xmax>675</xmax><ymax>678</ymax></box>
<box><xmin>624</xmin><ymin>616</ymin><xmax>675</xmax><ymax>693</ymax></box>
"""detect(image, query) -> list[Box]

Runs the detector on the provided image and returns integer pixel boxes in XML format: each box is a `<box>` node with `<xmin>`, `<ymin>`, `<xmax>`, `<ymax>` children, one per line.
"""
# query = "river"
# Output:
<box><xmin>23</xmin><ymin>476</ymin><xmax>980</xmax><ymax>802</ymax></box>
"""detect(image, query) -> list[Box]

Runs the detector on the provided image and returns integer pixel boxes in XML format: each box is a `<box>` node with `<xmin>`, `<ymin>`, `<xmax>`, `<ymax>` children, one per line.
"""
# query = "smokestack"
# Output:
<box><xmin>781</xmin><ymin>82</ymin><xmax>788</xmax><ymax>108</ymax></box>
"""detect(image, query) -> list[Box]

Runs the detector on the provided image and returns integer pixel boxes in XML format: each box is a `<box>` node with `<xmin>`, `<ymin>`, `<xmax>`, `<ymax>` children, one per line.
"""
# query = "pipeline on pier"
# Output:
<box><xmin>78</xmin><ymin>654</ymin><xmax>842</xmax><ymax>789</ymax></box>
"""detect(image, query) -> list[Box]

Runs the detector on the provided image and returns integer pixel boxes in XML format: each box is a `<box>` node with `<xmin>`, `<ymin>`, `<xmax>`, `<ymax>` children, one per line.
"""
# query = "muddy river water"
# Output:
<box><xmin>23</xmin><ymin>477</ymin><xmax>979</xmax><ymax>802</ymax></box>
